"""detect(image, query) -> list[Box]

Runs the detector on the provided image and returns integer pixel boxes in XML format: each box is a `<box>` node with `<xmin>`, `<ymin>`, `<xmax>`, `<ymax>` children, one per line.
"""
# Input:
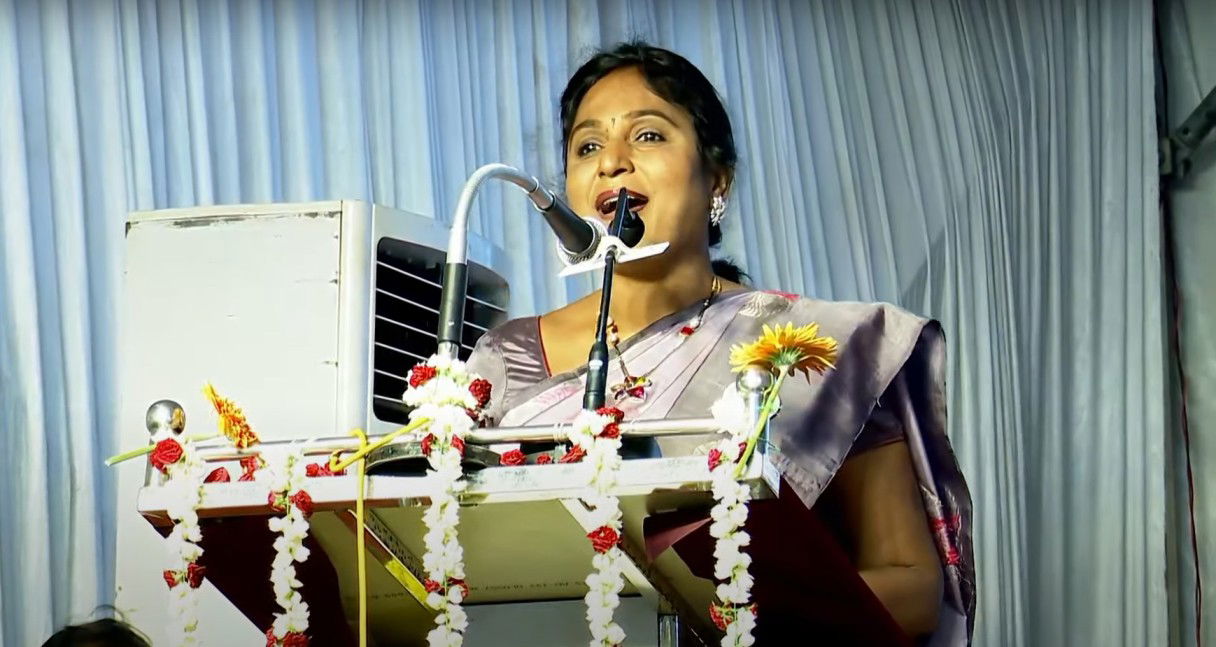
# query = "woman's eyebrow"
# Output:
<box><xmin>570</xmin><ymin>118</ymin><xmax>602</xmax><ymax>135</ymax></box>
<box><xmin>624</xmin><ymin>109</ymin><xmax>678</xmax><ymax>126</ymax></box>
<box><xmin>570</xmin><ymin>109</ymin><xmax>678</xmax><ymax>136</ymax></box>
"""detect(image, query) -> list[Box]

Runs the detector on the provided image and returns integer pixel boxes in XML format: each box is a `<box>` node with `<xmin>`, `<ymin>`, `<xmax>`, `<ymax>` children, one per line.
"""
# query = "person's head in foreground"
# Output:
<box><xmin>42</xmin><ymin>618</ymin><xmax>151</xmax><ymax>647</ymax></box>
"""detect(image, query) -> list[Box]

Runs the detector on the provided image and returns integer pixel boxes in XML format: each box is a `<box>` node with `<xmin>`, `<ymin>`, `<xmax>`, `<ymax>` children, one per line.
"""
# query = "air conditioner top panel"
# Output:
<box><xmin>129</xmin><ymin>200</ymin><xmax>511</xmax><ymax>284</ymax></box>
<box><xmin>129</xmin><ymin>200</ymin><xmax>348</xmax><ymax>223</ymax></box>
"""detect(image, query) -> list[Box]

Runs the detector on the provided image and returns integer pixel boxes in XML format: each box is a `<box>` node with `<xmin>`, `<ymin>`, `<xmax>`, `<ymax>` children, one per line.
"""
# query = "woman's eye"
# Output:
<box><xmin>576</xmin><ymin>141</ymin><xmax>601</xmax><ymax>157</ymax></box>
<box><xmin>636</xmin><ymin>130</ymin><xmax>665</xmax><ymax>143</ymax></box>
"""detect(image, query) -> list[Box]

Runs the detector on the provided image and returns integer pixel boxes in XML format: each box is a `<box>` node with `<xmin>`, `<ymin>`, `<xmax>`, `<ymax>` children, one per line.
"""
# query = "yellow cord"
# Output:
<box><xmin>353</xmin><ymin>429</ymin><xmax>369</xmax><ymax>647</ymax></box>
<box><xmin>328</xmin><ymin>418</ymin><xmax>429</xmax><ymax>473</ymax></box>
<box><xmin>329</xmin><ymin>421</ymin><xmax>429</xmax><ymax>647</ymax></box>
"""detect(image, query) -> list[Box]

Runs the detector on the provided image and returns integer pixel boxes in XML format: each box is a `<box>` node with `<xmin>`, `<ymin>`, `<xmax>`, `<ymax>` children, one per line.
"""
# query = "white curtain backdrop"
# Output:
<box><xmin>0</xmin><ymin>0</ymin><xmax>1170</xmax><ymax>645</ymax></box>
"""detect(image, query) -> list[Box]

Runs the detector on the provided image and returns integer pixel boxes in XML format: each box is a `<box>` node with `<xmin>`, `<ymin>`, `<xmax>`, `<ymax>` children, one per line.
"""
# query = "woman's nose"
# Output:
<box><xmin>597</xmin><ymin>140</ymin><xmax>634</xmax><ymax>178</ymax></box>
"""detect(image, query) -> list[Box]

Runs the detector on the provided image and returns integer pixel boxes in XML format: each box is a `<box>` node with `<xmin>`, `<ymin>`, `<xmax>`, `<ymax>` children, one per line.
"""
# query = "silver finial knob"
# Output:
<box><xmin>734</xmin><ymin>366</ymin><xmax>773</xmax><ymax>395</ymax></box>
<box><xmin>146</xmin><ymin>400</ymin><xmax>186</xmax><ymax>436</ymax></box>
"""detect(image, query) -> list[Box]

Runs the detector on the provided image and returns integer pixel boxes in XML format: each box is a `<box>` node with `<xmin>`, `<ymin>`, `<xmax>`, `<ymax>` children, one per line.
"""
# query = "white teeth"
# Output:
<box><xmin>600</xmin><ymin>193</ymin><xmax>647</xmax><ymax>214</ymax></box>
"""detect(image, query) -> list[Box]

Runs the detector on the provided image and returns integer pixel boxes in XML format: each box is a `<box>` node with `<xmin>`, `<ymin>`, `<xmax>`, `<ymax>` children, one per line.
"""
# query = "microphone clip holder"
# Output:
<box><xmin>558</xmin><ymin>238</ymin><xmax>669</xmax><ymax>277</ymax></box>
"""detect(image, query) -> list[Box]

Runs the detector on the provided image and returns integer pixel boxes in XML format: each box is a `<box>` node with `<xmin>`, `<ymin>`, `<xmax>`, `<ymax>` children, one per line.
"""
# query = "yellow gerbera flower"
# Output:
<box><xmin>729</xmin><ymin>322</ymin><xmax>838</xmax><ymax>378</ymax></box>
<box><xmin>203</xmin><ymin>383</ymin><xmax>260</xmax><ymax>449</ymax></box>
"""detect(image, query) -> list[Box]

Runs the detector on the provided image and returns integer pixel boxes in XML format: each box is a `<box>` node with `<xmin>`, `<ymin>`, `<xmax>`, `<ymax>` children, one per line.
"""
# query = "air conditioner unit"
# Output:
<box><xmin>118</xmin><ymin>200</ymin><xmax>510</xmax><ymax>445</ymax></box>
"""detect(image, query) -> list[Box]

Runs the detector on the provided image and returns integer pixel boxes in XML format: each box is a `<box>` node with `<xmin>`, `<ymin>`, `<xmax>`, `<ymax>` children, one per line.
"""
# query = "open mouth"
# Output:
<box><xmin>595</xmin><ymin>189</ymin><xmax>650</xmax><ymax>216</ymax></box>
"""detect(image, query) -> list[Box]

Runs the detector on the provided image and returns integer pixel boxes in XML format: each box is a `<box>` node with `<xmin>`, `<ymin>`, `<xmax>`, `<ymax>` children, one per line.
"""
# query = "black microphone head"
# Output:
<box><xmin>616</xmin><ymin>213</ymin><xmax>645</xmax><ymax>247</ymax></box>
<box><xmin>610</xmin><ymin>188</ymin><xmax>646</xmax><ymax>247</ymax></box>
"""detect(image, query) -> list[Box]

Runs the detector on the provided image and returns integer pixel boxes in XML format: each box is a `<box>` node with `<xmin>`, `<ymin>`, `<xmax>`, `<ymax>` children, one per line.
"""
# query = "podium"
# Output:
<box><xmin>133</xmin><ymin>426</ymin><xmax>913</xmax><ymax>646</ymax></box>
<box><xmin>133</xmin><ymin>432</ymin><xmax>785</xmax><ymax>646</ymax></box>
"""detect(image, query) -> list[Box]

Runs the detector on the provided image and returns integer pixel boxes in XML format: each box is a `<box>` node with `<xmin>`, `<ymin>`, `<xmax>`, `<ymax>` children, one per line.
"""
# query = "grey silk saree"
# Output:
<box><xmin>467</xmin><ymin>289</ymin><xmax>974</xmax><ymax>644</ymax></box>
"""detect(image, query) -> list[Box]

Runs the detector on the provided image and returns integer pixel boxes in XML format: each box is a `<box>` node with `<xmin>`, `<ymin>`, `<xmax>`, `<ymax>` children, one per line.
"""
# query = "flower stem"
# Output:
<box><xmin>734</xmin><ymin>370</ymin><xmax>787</xmax><ymax>479</ymax></box>
<box><xmin>104</xmin><ymin>433</ymin><xmax>221</xmax><ymax>466</ymax></box>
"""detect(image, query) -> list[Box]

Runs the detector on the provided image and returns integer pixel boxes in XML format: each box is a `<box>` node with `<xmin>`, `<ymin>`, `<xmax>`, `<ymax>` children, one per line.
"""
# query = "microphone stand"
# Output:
<box><xmin>433</xmin><ymin>165</ymin><xmax>647</xmax><ymax>410</ymax></box>
<box><xmin>582</xmin><ymin>189</ymin><xmax>632</xmax><ymax>411</ymax></box>
<box><xmin>435</xmin><ymin>163</ymin><xmax>578</xmax><ymax>359</ymax></box>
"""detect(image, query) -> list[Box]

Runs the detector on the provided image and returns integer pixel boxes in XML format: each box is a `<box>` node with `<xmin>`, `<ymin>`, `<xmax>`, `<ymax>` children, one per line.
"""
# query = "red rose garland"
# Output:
<box><xmin>706</xmin><ymin>386</ymin><xmax>759</xmax><ymax>645</ymax></box>
<box><xmin>157</xmin><ymin>436</ymin><xmax>207</xmax><ymax>646</ymax></box>
<box><xmin>266</xmin><ymin>448</ymin><xmax>312</xmax><ymax>645</ymax></box>
<box><xmin>103</xmin><ymin>384</ymin><xmax>265</xmax><ymax>646</ymax></box>
<box><xmin>565</xmin><ymin>407</ymin><xmax>628</xmax><ymax>646</ymax></box>
<box><xmin>402</xmin><ymin>355</ymin><xmax>492</xmax><ymax>647</ymax></box>
<box><xmin>499</xmin><ymin>449</ymin><xmax>526</xmax><ymax>466</ymax></box>
<box><xmin>162</xmin><ymin>562</ymin><xmax>207</xmax><ymax>590</ymax></box>
<box><xmin>586</xmin><ymin>526</ymin><xmax>621</xmax><ymax>554</ymax></box>
<box><xmin>151</xmin><ymin>438</ymin><xmax>185</xmax><ymax>471</ymax></box>
<box><xmin>239</xmin><ymin>455</ymin><xmax>263</xmax><ymax>481</ymax></box>
<box><xmin>305</xmin><ymin>462</ymin><xmax>345</xmax><ymax>477</ymax></box>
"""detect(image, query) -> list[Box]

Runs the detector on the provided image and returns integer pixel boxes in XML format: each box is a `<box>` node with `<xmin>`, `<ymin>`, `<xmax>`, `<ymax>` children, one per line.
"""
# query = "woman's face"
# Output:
<box><xmin>564</xmin><ymin>67</ymin><xmax>722</xmax><ymax>258</ymax></box>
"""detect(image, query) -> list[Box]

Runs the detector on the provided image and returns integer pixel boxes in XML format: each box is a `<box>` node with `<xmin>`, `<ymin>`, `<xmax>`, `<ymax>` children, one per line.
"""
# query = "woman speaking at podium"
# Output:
<box><xmin>468</xmin><ymin>42</ymin><xmax>974</xmax><ymax>645</ymax></box>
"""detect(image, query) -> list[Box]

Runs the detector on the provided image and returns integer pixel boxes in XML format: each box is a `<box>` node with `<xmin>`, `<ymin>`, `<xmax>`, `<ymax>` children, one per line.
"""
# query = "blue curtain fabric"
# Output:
<box><xmin>0</xmin><ymin>1</ymin><xmax>1167</xmax><ymax>645</ymax></box>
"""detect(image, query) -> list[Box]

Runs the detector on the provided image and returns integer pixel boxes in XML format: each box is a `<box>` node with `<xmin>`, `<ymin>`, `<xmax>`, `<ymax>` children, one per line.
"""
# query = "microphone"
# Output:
<box><xmin>611</xmin><ymin>202</ymin><xmax>645</xmax><ymax>248</ymax></box>
<box><xmin>553</xmin><ymin>190</ymin><xmax>666</xmax><ymax>279</ymax></box>
<box><xmin>525</xmin><ymin>184</ymin><xmax>606</xmax><ymax>263</ymax></box>
<box><xmin>436</xmin><ymin>163</ymin><xmax>661</xmax><ymax>356</ymax></box>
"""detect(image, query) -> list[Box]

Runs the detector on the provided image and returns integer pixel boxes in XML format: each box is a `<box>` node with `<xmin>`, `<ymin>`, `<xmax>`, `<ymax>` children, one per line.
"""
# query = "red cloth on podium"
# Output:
<box><xmin>197</xmin><ymin>517</ymin><xmax>356</xmax><ymax>645</ymax></box>
<box><xmin>644</xmin><ymin>479</ymin><xmax>913</xmax><ymax>646</ymax></box>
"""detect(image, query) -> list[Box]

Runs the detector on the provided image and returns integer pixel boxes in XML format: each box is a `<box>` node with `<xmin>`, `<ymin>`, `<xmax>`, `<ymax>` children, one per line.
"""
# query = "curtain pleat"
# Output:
<box><xmin>0</xmin><ymin>1</ymin><xmax>1169</xmax><ymax>645</ymax></box>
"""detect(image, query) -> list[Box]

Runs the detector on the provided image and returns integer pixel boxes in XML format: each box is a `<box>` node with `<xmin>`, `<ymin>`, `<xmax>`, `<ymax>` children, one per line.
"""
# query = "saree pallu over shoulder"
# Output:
<box><xmin>465</xmin><ymin>290</ymin><xmax>975</xmax><ymax>642</ymax></box>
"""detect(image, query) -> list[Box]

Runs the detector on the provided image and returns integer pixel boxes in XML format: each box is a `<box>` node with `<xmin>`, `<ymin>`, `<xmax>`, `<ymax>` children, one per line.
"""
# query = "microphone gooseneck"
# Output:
<box><xmin>436</xmin><ymin>163</ymin><xmax>652</xmax><ymax>361</ymax></box>
<box><xmin>437</xmin><ymin>163</ymin><xmax>597</xmax><ymax>357</ymax></box>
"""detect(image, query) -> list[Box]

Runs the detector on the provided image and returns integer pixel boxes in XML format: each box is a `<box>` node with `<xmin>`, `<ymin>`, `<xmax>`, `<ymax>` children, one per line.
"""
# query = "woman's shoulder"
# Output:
<box><xmin>727</xmin><ymin>289</ymin><xmax>941</xmax><ymax>360</ymax></box>
<box><xmin>734</xmin><ymin>289</ymin><xmax>935</xmax><ymax>327</ymax></box>
<box><xmin>475</xmin><ymin>315</ymin><xmax>542</xmax><ymax>350</ymax></box>
<box><xmin>465</xmin><ymin>315</ymin><xmax>546</xmax><ymax>395</ymax></box>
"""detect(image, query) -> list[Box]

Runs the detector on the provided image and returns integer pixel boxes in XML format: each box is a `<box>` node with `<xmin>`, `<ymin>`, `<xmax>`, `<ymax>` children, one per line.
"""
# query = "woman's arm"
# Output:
<box><xmin>829</xmin><ymin>439</ymin><xmax>943</xmax><ymax>636</ymax></box>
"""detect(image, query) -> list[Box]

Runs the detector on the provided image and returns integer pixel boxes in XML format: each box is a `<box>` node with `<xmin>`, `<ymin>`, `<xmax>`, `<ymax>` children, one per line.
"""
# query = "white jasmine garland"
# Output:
<box><xmin>710</xmin><ymin>384</ymin><xmax>753</xmax><ymax>434</ymax></box>
<box><xmin>403</xmin><ymin>355</ymin><xmax>487</xmax><ymax>647</ymax></box>
<box><xmin>707</xmin><ymin>385</ymin><xmax>758</xmax><ymax>647</ymax></box>
<box><xmin>160</xmin><ymin>438</ymin><xmax>206</xmax><ymax>647</ymax></box>
<box><xmin>567</xmin><ymin>408</ymin><xmax>627</xmax><ymax>647</ymax></box>
<box><xmin>265</xmin><ymin>447</ymin><xmax>311</xmax><ymax>645</ymax></box>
